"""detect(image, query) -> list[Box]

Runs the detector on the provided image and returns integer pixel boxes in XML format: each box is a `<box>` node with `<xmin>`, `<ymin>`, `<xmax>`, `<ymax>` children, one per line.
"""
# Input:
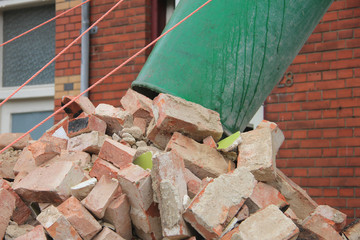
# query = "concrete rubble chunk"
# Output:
<box><xmin>36</xmin><ymin>205</ymin><xmax>82</xmax><ymax>240</ymax></box>
<box><xmin>228</xmin><ymin>205</ymin><xmax>299</xmax><ymax>240</ymax></box>
<box><xmin>58</xmin><ymin>196</ymin><xmax>102</xmax><ymax>240</ymax></box>
<box><xmin>300</xmin><ymin>212</ymin><xmax>343</xmax><ymax>240</ymax></box>
<box><xmin>166</xmin><ymin>132</ymin><xmax>233</xmax><ymax>179</ymax></box>
<box><xmin>82</xmin><ymin>175</ymin><xmax>121</xmax><ymax>219</ymax></box>
<box><xmin>342</xmin><ymin>219</ymin><xmax>360</xmax><ymax>240</ymax></box>
<box><xmin>104</xmin><ymin>194</ymin><xmax>132</xmax><ymax>240</ymax></box>
<box><xmin>99</xmin><ymin>138</ymin><xmax>136</xmax><ymax>169</ymax></box>
<box><xmin>147</xmin><ymin>93</ymin><xmax>223</xmax><ymax>148</ymax></box>
<box><xmin>14</xmin><ymin>225</ymin><xmax>47</xmax><ymax>240</ymax></box>
<box><xmin>237</xmin><ymin>127</ymin><xmax>277</xmax><ymax>182</ymax></box>
<box><xmin>93</xmin><ymin>227</ymin><xmax>126</xmax><ymax>240</ymax></box>
<box><xmin>94</xmin><ymin>103</ymin><xmax>133</xmax><ymax>134</ymax></box>
<box><xmin>68</xmin><ymin>131</ymin><xmax>107</xmax><ymax>154</ymax></box>
<box><xmin>152</xmin><ymin>152</ymin><xmax>191</xmax><ymax>238</ymax></box>
<box><xmin>246</xmin><ymin>182</ymin><xmax>289</xmax><ymax>214</ymax></box>
<box><xmin>117</xmin><ymin>163</ymin><xmax>162</xmax><ymax>239</ymax></box>
<box><xmin>0</xmin><ymin>148</ymin><xmax>21</xmax><ymax>179</ymax></box>
<box><xmin>268</xmin><ymin>169</ymin><xmax>318</xmax><ymax>220</ymax></box>
<box><xmin>313</xmin><ymin>205</ymin><xmax>347</xmax><ymax>232</ymax></box>
<box><xmin>70</xmin><ymin>177</ymin><xmax>97</xmax><ymax>200</ymax></box>
<box><xmin>67</xmin><ymin>115</ymin><xmax>107</xmax><ymax>138</ymax></box>
<box><xmin>256</xmin><ymin>120</ymin><xmax>285</xmax><ymax>153</ymax></box>
<box><xmin>62</xmin><ymin>95</ymin><xmax>95</xmax><ymax>119</ymax></box>
<box><xmin>0</xmin><ymin>133</ymin><xmax>32</xmax><ymax>150</ymax></box>
<box><xmin>0</xmin><ymin>188</ymin><xmax>16</xmax><ymax>239</ymax></box>
<box><xmin>183</xmin><ymin>167</ymin><xmax>256</xmax><ymax>239</ymax></box>
<box><xmin>120</xmin><ymin>88</ymin><xmax>153</xmax><ymax>123</ymax></box>
<box><xmin>89</xmin><ymin>158</ymin><xmax>121</xmax><ymax>180</ymax></box>
<box><xmin>0</xmin><ymin>179</ymin><xmax>31</xmax><ymax>225</ymax></box>
<box><xmin>14</xmin><ymin>161</ymin><xmax>85</xmax><ymax>203</ymax></box>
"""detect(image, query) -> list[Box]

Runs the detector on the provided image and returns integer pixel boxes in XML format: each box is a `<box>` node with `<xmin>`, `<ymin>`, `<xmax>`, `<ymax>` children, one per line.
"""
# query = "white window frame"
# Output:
<box><xmin>0</xmin><ymin>0</ymin><xmax>55</xmax><ymax>134</ymax></box>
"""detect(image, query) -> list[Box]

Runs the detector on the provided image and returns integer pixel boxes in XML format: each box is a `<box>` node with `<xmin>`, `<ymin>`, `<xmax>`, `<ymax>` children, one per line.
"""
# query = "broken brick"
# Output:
<box><xmin>94</xmin><ymin>103</ymin><xmax>133</xmax><ymax>134</ymax></box>
<box><xmin>120</xmin><ymin>88</ymin><xmax>153</xmax><ymax>123</ymax></box>
<box><xmin>89</xmin><ymin>158</ymin><xmax>121</xmax><ymax>180</ymax></box>
<box><xmin>117</xmin><ymin>163</ymin><xmax>162</xmax><ymax>239</ymax></box>
<box><xmin>0</xmin><ymin>133</ymin><xmax>32</xmax><ymax>150</ymax></box>
<box><xmin>133</xmin><ymin>117</ymin><xmax>147</xmax><ymax>136</ymax></box>
<box><xmin>300</xmin><ymin>213</ymin><xmax>343</xmax><ymax>240</ymax></box>
<box><xmin>203</xmin><ymin>135</ymin><xmax>217</xmax><ymax>148</ymax></box>
<box><xmin>0</xmin><ymin>188</ymin><xmax>16</xmax><ymax>239</ymax></box>
<box><xmin>269</xmin><ymin>169</ymin><xmax>318</xmax><ymax>220</ymax></box>
<box><xmin>68</xmin><ymin>131</ymin><xmax>107</xmax><ymax>154</ymax></box>
<box><xmin>183</xmin><ymin>167</ymin><xmax>256</xmax><ymax>239</ymax></box>
<box><xmin>0</xmin><ymin>148</ymin><xmax>21</xmax><ymax>179</ymax></box>
<box><xmin>228</xmin><ymin>205</ymin><xmax>299</xmax><ymax>240</ymax></box>
<box><xmin>27</xmin><ymin>140</ymin><xmax>60</xmax><ymax>166</ymax></box>
<box><xmin>82</xmin><ymin>175</ymin><xmax>121</xmax><ymax>219</ymax></box>
<box><xmin>152</xmin><ymin>152</ymin><xmax>191</xmax><ymax>238</ymax></box>
<box><xmin>67</xmin><ymin>115</ymin><xmax>107</xmax><ymax>138</ymax></box>
<box><xmin>14</xmin><ymin>225</ymin><xmax>47</xmax><ymax>240</ymax></box>
<box><xmin>0</xmin><ymin>179</ymin><xmax>31</xmax><ymax>225</ymax></box>
<box><xmin>147</xmin><ymin>93</ymin><xmax>223</xmax><ymax>148</ymax></box>
<box><xmin>99</xmin><ymin>138</ymin><xmax>136</xmax><ymax>169</ymax></box>
<box><xmin>256</xmin><ymin>120</ymin><xmax>285</xmax><ymax>153</ymax></box>
<box><xmin>93</xmin><ymin>227</ymin><xmax>125</xmax><ymax>240</ymax></box>
<box><xmin>14</xmin><ymin>161</ymin><xmax>85</xmax><ymax>203</ymax></box>
<box><xmin>104</xmin><ymin>194</ymin><xmax>132</xmax><ymax>240</ymax></box>
<box><xmin>62</xmin><ymin>96</ymin><xmax>95</xmax><ymax>119</ymax></box>
<box><xmin>246</xmin><ymin>182</ymin><xmax>289</xmax><ymax>214</ymax></box>
<box><xmin>342</xmin><ymin>219</ymin><xmax>360</xmax><ymax>240</ymax></box>
<box><xmin>238</xmin><ymin>127</ymin><xmax>277</xmax><ymax>182</ymax></box>
<box><xmin>58</xmin><ymin>196</ymin><xmax>102</xmax><ymax>240</ymax></box>
<box><xmin>37</xmin><ymin>205</ymin><xmax>82</xmax><ymax>240</ymax></box>
<box><xmin>313</xmin><ymin>205</ymin><xmax>347</xmax><ymax>232</ymax></box>
<box><xmin>166</xmin><ymin>132</ymin><xmax>233</xmax><ymax>179</ymax></box>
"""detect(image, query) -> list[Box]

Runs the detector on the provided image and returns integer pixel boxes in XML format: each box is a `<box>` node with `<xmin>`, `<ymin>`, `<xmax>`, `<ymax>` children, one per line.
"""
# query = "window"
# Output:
<box><xmin>0</xmin><ymin>0</ymin><xmax>55</xmax><ymax>139</ymax></box>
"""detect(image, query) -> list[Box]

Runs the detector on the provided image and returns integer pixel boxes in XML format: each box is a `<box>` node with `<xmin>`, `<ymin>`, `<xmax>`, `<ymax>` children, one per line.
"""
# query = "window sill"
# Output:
<box><xmin>0</xmin><ymin>84</ymin><xmax>54</xmax><ymax>100</ymax></box>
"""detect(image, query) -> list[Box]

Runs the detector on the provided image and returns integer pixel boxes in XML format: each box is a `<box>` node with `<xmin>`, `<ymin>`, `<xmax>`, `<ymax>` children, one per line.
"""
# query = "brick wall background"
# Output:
<box><xmin>265</xmin><ymin>0</ymin><xmax>360</xmax><ymax>222</ymax></box>
<box><xmin>88</xmin><ymin>0</ymin><xmax>151</xmax><ymax>107</ymax></box>
<box><xmin>54</xmin><ymin>0</ymin><xmax>151</xmax><ymax>122</ymax></box>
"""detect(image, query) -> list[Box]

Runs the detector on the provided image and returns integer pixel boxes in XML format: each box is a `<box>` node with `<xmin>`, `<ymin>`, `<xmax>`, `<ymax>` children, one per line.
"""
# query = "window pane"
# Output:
<box><xmin>11</xmin><ymin>111</ymin><xmax>53</xmax><ymax>140</ymax></box>
<box><xmin>3</xmin><ymin>5</ymin><xmax>55</xmax><ymax>87</ymax></box>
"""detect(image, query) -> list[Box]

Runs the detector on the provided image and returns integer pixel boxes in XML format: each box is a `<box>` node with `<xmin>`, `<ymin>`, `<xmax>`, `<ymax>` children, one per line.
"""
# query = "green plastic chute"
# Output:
<box><xmin>133</xmin><ymin>0</ymin><xmax>333</xmax><ymax>134</ymax></box>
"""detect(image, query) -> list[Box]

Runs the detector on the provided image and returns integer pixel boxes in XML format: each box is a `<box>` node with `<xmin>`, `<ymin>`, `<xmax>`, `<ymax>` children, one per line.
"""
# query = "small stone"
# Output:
<box><xmin>136</xmin><ymin>141</ymin><xmax>147</xmax><ymax>148</ymax></box>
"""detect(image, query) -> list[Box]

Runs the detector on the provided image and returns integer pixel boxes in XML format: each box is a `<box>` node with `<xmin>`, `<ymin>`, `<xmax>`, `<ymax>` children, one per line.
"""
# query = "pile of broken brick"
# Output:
<box><xmin>0</xmin><ymin>89</ymin><xmax>359</xmax><ymax>240</ymax></box>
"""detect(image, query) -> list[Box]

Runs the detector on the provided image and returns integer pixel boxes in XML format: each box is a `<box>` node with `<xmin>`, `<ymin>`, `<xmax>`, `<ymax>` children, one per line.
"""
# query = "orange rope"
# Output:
<box><xmin>0</xmin><ymin>0</ymin><xmax>91</xmax><ymax>48</ymax></box>
<box><xmin>0</xmin><ymin>0</ymin><xmax>125</xmax><ymax>108</ymax></box>
<box><xmin>0</xmin><ymin>0</ymin><xmax>214</xmax><ymax>154</ymax></box>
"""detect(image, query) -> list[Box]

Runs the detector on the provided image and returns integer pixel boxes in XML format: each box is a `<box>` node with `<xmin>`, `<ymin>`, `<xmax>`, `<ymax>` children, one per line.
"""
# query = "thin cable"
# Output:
<box><xmin>0</xmin><ymin>0</ymin><xmax>213</xmax><ymax>154</ymax></box>
<box><xmin>0</xmin><ymin>0</ymin><xmax>125</xmax><ymax>108</ymax></box>
<box><xmin>0</xmin><ymin>0</ymin><xmax>91</xmax><ymax>47</ymax></box>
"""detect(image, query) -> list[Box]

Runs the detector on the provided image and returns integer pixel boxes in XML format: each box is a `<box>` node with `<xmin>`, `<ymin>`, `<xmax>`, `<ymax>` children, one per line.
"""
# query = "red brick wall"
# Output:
<box><xmin>265</xmin><ymin>0</ymin><xmax>360</xmax><ymax>222</ymax></box>
<box><xmin>88</xmin><ymin>0</ymin><xmax>151</xmax><ymax>107</ymax></box>
<box><xmin>54</xmin><ymin>0</ymin><xmax>151</xmax><ymax>122</ymax></box>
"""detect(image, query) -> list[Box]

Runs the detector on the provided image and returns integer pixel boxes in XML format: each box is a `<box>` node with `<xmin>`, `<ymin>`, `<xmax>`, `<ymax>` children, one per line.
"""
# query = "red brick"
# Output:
<box><xmin>82</xmin><ymin>175</ymin><xmax>121</xmax><ymax>219</ymax></box>
<box><xmin>67</xmin><ymin>115</ymin><xmax>107</xmax><ymax>137</ymax></box>
<box><xmin>58</xmin><ymin>196</ymin><xmax>102</xmax><ymax>240</ymax></box>
<box><xmin>14</xmin><ymin>225</ymin><xmax>47</xmax><ymax>240</ymax></box>
<box><xmin>99</xmin><ymin>139</ymin><xmax>136</xmax><ymax>169</ymax></box>
<box><xmin>0</xmin><ymin>189</ymin><xmax>16</xmax><ymax>239</ymax></box>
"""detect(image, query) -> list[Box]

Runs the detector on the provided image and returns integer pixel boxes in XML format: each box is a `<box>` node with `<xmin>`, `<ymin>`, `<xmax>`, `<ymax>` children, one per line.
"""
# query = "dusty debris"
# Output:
<box><xmin>0</xmin><ymin>90</ymin><xmax>353</xmax><ymax>239</ymax></box>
